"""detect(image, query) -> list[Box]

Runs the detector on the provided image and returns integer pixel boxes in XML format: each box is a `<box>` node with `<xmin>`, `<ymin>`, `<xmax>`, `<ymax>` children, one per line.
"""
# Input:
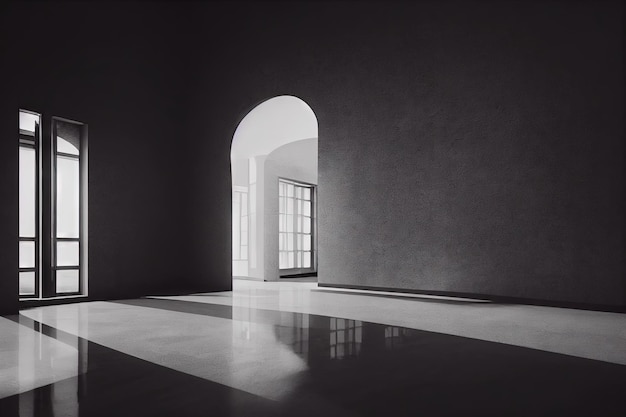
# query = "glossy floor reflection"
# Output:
<box><xmin>1</xmin><ymin>282</ymin><xmax>625</xmax><ymax>416</ymax></box>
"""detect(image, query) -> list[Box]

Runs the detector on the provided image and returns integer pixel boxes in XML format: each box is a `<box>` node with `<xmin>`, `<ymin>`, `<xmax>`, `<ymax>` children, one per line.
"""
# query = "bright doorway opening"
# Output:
<box><xmin>230</xmin><ymin>96</ymin><xmax>318</xmax><ymax>281</ymax></box>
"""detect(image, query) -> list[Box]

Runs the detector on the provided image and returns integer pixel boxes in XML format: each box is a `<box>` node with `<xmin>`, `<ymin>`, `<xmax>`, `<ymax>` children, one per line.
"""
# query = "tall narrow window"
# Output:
<box><xmin>279</xmin><ymin>179</ymin><xmax>315</xmax><ymax>275</ymax></box>
<box><xmin>53</xmin><ymin>119</ymin><xmax>82</xmax><ymax>295</ymax></box>
<box><xmin>18</xmin><ymin>112</ymin><xmax>87</xmax><ymax>300</ymax></box>
<box><xmin>18</xmin><ymin>110</ymin><xmax>41</xmax><ymax>298</ymax></box>
<box><xmin>232</xmin><ymin>186</ymin><xmax>249</xmax><ymax>276</ymax></box>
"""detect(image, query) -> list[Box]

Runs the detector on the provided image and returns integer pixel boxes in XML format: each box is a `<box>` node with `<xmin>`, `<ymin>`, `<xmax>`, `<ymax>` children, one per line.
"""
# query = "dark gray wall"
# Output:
<box><xmin>0</xmin><ymin>86</ymin><xmax>18</xmax><ymax>315</ymax></box>
<box><xmin>1</xmin><ymin>1</ymin><xmax>623</xmax><ymax>314</ymax></box>
<box><xmin>0</xmin><ymin>2</ymin><xmax>227</xmax><ymax>314</ymax></box>
<box><xmin>315</xmin><ymin>1</ymin><xmax>625</xmax><ymax>308</ymax></box>
<box><xmin>182</xmin><ymin>1</ymin><xmax>624</xmax><ymax>309</ymax></box>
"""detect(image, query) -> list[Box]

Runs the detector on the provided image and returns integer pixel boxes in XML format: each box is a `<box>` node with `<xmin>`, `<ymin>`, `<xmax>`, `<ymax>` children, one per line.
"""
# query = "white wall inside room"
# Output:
<box><xmin>231</xmin><ymin>96</ymin><xmax>317</xmax><ymax>161</ymax></box>
<box><xmin>231</xmin><ymin>96</ymin><xmax>318</xmax><ymax>280</ymax></box>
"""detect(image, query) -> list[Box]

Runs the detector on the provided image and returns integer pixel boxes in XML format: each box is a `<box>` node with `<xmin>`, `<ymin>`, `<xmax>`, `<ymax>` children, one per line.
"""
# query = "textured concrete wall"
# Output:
<box><xmin>313</xmin><ymin>2</ymin><xmax>624</xmax><ymax>307</ymax></box>
<box><xmin>175</xmin><ymin>1</ymin><xmax>624</xmax><ymax>309</ymax></box>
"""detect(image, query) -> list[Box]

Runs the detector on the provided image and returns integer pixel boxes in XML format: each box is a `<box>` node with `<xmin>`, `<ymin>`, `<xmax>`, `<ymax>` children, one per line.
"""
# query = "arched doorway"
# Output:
<box><xmin>231</xmin><ymin>96</ymin><xmax>318</xmax><ymax>281</ymax></box>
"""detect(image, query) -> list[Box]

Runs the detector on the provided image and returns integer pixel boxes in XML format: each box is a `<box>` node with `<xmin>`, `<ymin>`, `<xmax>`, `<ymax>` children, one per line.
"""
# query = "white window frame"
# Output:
<box><xmin>278</xmin><ymin>178</ymin><xmax>316</xmax><ymax>276</ymax></box>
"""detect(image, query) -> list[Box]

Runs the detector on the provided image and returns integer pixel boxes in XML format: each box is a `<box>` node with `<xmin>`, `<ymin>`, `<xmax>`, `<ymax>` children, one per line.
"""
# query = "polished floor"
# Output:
<box><xmin>1</xmin><ymin>280</ymin><xmax>625</xmax><ymax>416</ymax></box>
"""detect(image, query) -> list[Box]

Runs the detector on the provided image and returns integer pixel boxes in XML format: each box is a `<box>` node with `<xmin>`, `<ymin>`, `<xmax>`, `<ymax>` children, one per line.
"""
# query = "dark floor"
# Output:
<box><xmin>1</xmin><ymin>297</ymin><xmax>625</xmax><ymax>417</ymax></box>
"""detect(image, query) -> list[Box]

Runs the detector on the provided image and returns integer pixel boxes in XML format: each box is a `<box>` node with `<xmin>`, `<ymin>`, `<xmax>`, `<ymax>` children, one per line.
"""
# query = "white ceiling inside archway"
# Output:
<box><xmin>231</xmin><ymin>95</ymin><xmax>318</xmax><ymax>160</ymax></box>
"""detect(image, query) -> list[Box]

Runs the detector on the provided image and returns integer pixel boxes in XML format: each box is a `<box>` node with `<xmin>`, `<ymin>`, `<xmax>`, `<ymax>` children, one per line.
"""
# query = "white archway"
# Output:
<box><xmin>231</xmin><ymin>96</ymin><xmax>318</xmax><ymax>281</ymax></box>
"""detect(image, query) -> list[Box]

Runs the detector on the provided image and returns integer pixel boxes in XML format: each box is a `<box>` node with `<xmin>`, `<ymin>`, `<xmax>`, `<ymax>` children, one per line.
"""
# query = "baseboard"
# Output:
<box><xmin>317</xmin><ymin>283</ymin><xmax>626</xmax><ymax>313</ymax></box>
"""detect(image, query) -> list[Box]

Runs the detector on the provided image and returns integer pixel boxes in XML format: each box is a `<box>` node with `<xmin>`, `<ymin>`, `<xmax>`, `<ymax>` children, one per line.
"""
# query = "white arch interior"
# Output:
<box><xmin>231</xmin><ymin>96</ymin><xmax>318</xmax><ymax>160</ymax></box>
<box><xmin>231</xmin><ymin>96</ymin><xmax>318</xmax><ymax>281</ymax></box>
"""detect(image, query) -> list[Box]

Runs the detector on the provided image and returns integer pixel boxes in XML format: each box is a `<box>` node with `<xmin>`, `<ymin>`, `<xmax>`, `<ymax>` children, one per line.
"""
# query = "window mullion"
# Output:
<box><xmin>41</xmin><ymin>115</ymin><xmax>54</xmax><ymax>297</ymax></box>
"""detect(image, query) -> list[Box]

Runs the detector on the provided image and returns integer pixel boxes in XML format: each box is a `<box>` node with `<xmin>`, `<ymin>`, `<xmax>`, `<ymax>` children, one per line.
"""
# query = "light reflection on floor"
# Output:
<box><xmin>1</xmin><ymin>280</ymin><xmax>625</xmax><ymax>416</ymax></box>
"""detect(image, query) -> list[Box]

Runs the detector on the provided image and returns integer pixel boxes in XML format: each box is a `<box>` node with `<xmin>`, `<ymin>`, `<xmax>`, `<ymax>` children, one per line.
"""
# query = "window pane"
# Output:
<box><xmin>297</xmin><ymin>234</ymin><xmax>302</xmax><ymax>250</ymax></box>
<box><xmin>287</xmin><ymin>233</ymin><xmax>294</xmax><ymax>250</ymax></box>
<box><xmin>241</xmin><ymin>193</ymin><xmax>247</xmax><ymax>216</ymax></box>
<box><xmin>56</xmin><ymin>269</ymin><xmax>79</xmax><ymax>293</ymax></box>
<box><xmin>303</xmin><ymin>235</ymin><xmax>311</xmax><ymax>251</ymax></box>
<box><xmin>287</xmin><ymin>184</ymin><xmax>294</xmax><ymax>197</ymax></box>
<box><xmin>296</xmin><ymin>187</ymin><xmax>302</xmax><ymax>198</ymax></box>
<box><xmin>296</xmin><ymin>251</ymin><xmax>302</xmax><ymax>267</ymax></box>
<box><xmin>286</xmin><ymin>215</ymin><xmax>293</xmax><ymax>232</ymax></box>
<box><xmin>19</xmin><ymin>241</ymin><xmax>35</xmax><ymax>268</ymax></box>
<box><xmin>279</xmin><ymin>252</ymin><xmax>288</xmax><ymax>269</ymax></box>
<box><xmin>19</xmin><ymin>272</ymin><xmax>35</xmax><ymax>296</ymax></box>
<box><xmin>303</xmin><ymin>252</ymin><xmax>311</xmax><ymax>268</ymax></box>
<box><xmin>288</xmin><ymin>252</ymin><xmax>294</xmax><ymax>268</ymax></box>
<box><xmin>303</xmin><ymin>201</ymin><xmax>311</xmax><ymax>216</ymax></box>
<box><xmin>56</xmin><ymin>156</ymin><xmax>80</xmax><ymax>238</ymax></box>
<box><xmin>57</xmin><ymin>137</ymin><xmax>79</xmax><ymax>155</ymax></box>
<box><xmin>287</xmin><ymin>198</ymin><xmax>293</xmax><ymax>215</ymax></box>
<box><xmin>303</xmin><ymin>217</ymin><xmax>311</xmax><ymax>234</ymax></box>
<box><xmin>232</xmin><ymin>197</ymin><xmax>240</xmax><ymax>259</ymax></box>
<box><xmin>55</xmin><ymin>120</ymin><xmax>80</xmax><ymax>155</ymax></box>
<box><xmin>19</xmin><ymin>147</ymin><xmax>36</xmax><ymax>238</ymax></box>
<box><xmin>303</xmin><ymin>188</ymin><xmax>311</xmax><ymax>200</ymax></box>
<box><xmin>19</xmin><ymin>111</ymin><xmax>39</xmax><ymax>135</ymax></box>
<box><xmin>57</xmin><ymin>241</ymin><xmax>79</xmax><ymax>266</ymax></box>
<box><xmin>241</xmin><ymin>227</ymin><xmax>248</xmax><ymax>245</ymax></box>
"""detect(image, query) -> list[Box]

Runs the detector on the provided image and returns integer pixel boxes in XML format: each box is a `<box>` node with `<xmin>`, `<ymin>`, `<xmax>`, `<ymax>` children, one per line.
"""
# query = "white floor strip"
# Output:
<box><xmin>0</xmin><ymin>317</ymin><xmax>79</xmax><ymax>398</ymax></box>
<box><xmin>156</xmin><ymin>280</ymin><xmax>626</xmax><ymax>365</ymax></box>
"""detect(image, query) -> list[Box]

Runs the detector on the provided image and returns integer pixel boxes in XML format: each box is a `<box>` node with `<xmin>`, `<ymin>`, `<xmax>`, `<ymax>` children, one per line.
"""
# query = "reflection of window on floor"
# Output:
<box><xmin>18</xmin><ymin>110</ymin><xmax>88</xmax><ymax>300</ymax></box>
<box><xmin>275</xmin><ymin>313</ymin><xmax>309</xmax><ymax>360</ymax></box>
<box><xmin>384</xmin><ymin>326</ymin><xmax>417</xmax><ymax>349</ymax></box>
<box><xmin>291</xmin><ymin>314</ymin><xmax>309</xmax><ymax>358</ymax></box>
<box><xmin>279</xmin><ymin>179</ymin><xmax>315</xmax><ymax>274</ymax></box>
<box><xmin>232</xmin><ymin>187</ymin><xmax>248</xmax><ymax>275</ymax></box>
<box><xmin>18</xmin><ymin>315</ymin><xmax>88</xmax><ymax>415</ymax></box>
<box><xmin>330</xmin><ymin>318</ymin><xmax>362</xmax><ymax>359</ymax></box>
<box><xmin>384</xmin><ymin>326</ymin><xmax>401</xmax><ymax>349</ymax></box>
